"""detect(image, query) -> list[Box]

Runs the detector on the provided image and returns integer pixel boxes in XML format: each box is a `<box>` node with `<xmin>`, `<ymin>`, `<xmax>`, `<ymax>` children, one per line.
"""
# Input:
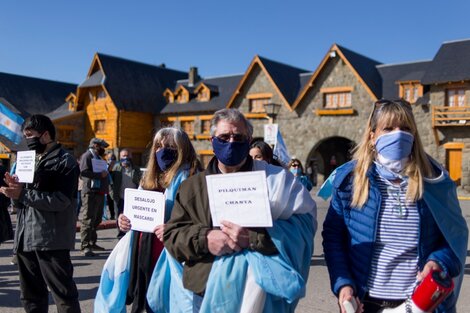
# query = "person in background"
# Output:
<box><xmin>164</xmin><ymin>109</ymin><xmax>317</xmax><ymax>312</ymax></box>
<box><xmin>0</xmin><ymin>159</ymin><xmax>13</xmax><ymax>245</ymax></box>
<box><xmin>105</xmin><ymin>152</ymin><xmax>117</xmax><ymax>220</ymax></box>
<box><xmin>111</xmin><ymin>148</ymin><xmax>141</xmax><ymax>239</ymax></box>
<box><xmin>322</xmin><ymin>99</ymin><xmax>468</xmax><ymax>313</ymax></box>
<box><xmin>79</xmin><ymin>138</ymin><xmax>110</xmax><ymax>257</ymax></box>
<box><xmin>249</xmin><ymin>140</ymin><xmax>282</xmax><ymax>166</ymax></box>
<box><xmin>288</xmin><ymin>158</ymin><xmax>313</xmax><ymax>191</ymax></box>
<box><xmin>98</xmin><ymin>128</ymin><xmax>199</xmax><ymax>313</ymax></box>
<box><xmin>0</xmin><ymin>114</ymin><xmax>81</xmax><ymax>313</ymax></box>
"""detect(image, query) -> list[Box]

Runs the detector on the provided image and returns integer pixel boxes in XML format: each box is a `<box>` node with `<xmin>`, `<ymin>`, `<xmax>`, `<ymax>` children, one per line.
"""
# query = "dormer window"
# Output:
<box><xmin>163</xmin><ymin>89</ymin><xmax>175</xmax><ymax>103</ymax></box>
<box><xmin>195</xmin><ymin>83</ymin><xmax>217</xmax><ymax>102</ymax></box>
<box><xmin>174</xmin><ymin>86</ymin><xmax>190</xmax><ymax>103</ymax></box>
<box><xmin>399</xmin><ymin>81</ymin><xmax>422</xmax><ymax>104</ymax></box>
<box><xmin>197</xmin><ymin>88</ymin><xmax>210</xmax><ymax>102</ymax></box>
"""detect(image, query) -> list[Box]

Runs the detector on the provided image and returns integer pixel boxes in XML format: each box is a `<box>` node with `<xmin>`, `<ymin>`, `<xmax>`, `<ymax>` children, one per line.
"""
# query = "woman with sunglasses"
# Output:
<box><xmin>322</xmin><ymin>99</ymin><xmax>467</xmax><ymax>313</ymax></box>
<box><xmin>96</xmin><ymin>127</ymin><xmax>200</xmax><ymax>313</ymax></box>
<box><xmin>288</xmin><ymin>158</ymin><xmax>313</xmax><ymax>191</ymax></box>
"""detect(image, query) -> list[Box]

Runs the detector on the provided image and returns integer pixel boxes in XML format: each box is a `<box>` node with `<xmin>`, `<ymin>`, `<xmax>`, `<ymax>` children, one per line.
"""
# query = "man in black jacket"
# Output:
<box><xmin>0</xmin><ymin>114</ymin><xmax>81</xmax><ymax>313</ymax></box>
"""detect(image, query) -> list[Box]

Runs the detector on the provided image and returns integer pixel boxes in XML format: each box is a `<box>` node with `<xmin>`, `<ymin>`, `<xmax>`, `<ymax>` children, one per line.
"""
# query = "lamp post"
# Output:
<box><xmin>263</xmin><ymin>102</ymin><xmax>282</xmax><ymax>124</ymax></box>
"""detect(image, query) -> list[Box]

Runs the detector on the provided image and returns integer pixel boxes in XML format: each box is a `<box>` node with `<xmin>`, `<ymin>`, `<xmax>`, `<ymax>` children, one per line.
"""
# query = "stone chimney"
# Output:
<box><xmin>188</xmin><ymin>66</ymin><xmax>199</xmax><ymax>87</ymax></box>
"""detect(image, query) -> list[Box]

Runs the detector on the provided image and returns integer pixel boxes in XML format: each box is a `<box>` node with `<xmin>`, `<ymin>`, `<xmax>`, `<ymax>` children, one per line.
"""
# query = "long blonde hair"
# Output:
<box><xmin>140</xmin><ymin>127</ymin><xmax>199</xmax><ymax>190</ymax></box>
<box><xmin>351</xmin><ymin>99</ymin><xmax>433</xmax><ymax>207</ymax></box>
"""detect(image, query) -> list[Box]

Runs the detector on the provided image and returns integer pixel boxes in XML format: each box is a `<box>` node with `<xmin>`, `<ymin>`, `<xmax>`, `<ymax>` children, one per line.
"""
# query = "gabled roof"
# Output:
<box><xmin>292</xmin><ymin>44</ymin><xmax>382</xmax><ymax>109</ymax></box>
<box><xmin>377</xmin><ymin>60</ymin><xmax>431</xmax><ymax>100</ymax></box>
<box><xmin>79</xmin><ymin>53</ymin><xmax>187</xmax><ymax>114</ymax></box>
<box><xmin>0</xmin><ymin>72</ymin><xmax>76</xmax><ymax>115</ymax></box>
<box><xmin>46</xmin><ymin>101</ymin><xmax>84</xmax><ymax>121</ymax></box>
<box><xmin>227</xmin><ymin>55</ymin><xmax>309</xmax><ymax>111</ymax></box>
<box><xmin>421</xmin><ymin>39</ymin><xmax>470</xmax><ymax>84</ymax></box>
<box><xmin>160</xmin><ymin>74</ymin><xmax>243</xmax><ymax>115</ymax></box>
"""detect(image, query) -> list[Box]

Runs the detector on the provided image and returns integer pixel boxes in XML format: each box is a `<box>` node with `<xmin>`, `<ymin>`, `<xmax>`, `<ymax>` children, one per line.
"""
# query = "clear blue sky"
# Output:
<box><xmin>1</xmin><ymin>0</ymin><xmax>469</xmax><ymax>84</ymax></box>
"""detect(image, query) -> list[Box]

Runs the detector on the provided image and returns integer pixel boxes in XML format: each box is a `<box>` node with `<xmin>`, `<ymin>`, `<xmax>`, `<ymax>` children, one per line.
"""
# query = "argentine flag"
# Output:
<box><xmin>273</xmin><ymin>129</ymin><xmax>291</xmax><ymax>166</ymax></box>
<box><xmin>0</xmin><ymin>101</ymin><xmax>24</xmax><ymax>144</ymax></box>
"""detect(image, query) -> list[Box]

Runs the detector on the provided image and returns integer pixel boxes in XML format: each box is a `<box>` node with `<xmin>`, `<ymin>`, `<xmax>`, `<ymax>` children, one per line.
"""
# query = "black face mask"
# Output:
<box><xmin>26</xmin><ymin>134</ymin><xmax>47</xmax><ymax>154</ymax></box>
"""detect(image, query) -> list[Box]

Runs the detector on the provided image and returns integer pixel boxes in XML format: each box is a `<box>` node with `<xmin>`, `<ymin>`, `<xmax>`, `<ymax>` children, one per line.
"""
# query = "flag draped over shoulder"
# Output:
<box><xmin>94</xmin><ymin>231</ymin><xmax>134</xmax><ymax>313</ymax></box>
<box><xmin>0</xmin><ymin>101</ymin><xmax>24</xmax><ymax>145</ymax></box>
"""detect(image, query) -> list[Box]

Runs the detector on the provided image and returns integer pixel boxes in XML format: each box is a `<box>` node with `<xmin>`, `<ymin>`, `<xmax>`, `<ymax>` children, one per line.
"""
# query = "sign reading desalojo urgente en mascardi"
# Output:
<box><xmin>123</xmin><ymin>188</ymin><xmax>165</xmax><ymax>233</ymax></box>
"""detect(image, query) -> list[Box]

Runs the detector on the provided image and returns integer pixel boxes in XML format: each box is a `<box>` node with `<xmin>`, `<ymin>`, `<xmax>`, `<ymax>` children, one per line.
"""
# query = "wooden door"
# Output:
<box><xmin>445</xmin><ymin>143</ymin><xmax>463</xmax><ymax>185</ymax></box>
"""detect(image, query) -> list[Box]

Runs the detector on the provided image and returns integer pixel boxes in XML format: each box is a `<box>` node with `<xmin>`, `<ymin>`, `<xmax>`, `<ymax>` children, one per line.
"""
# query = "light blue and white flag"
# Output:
<box><xmin>0</xmin><ymin>101</ymin><xmax>24</xmax><ymax>144</ymax></box>
<box><xmin>273</xmin><ymin>129</ymin><xmax>291</xmax><ymax>166</ymax></box>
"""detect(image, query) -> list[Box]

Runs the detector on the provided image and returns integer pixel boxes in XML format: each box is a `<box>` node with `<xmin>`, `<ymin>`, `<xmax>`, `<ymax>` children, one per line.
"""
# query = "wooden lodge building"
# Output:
<box><xmin>1</xmin><ymin>39</ymin><xmax>470</xmax><ymax>191</ymax></box>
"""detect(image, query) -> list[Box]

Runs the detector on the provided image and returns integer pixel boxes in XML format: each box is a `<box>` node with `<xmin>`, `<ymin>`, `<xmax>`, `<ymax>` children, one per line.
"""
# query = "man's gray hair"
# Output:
<box><xmin>210</xmin><ymin>109</ymin><xmax>253</xmax><ymax>137</ymax></box>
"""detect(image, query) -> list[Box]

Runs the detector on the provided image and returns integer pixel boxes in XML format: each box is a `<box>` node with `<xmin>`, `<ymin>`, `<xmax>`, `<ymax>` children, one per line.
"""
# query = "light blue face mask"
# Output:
<box><xmin>374</xmin><ymin>130</ymin><xmax>414</xmax><ymax>180</ymax></box>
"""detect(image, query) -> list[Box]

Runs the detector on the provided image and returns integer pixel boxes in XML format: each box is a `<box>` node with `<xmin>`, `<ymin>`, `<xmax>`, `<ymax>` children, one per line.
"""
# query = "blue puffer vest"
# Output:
<box><xmin>322</xmin><ymin>161</ymin><xmax>461</xmax><ymax>312</ymax></box>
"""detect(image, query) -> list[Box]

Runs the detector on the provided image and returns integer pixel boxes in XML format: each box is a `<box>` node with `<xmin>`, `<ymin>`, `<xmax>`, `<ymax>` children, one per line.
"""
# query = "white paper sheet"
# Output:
<box><xmin>91</xmin><ymin>158</ymin><xmax>108</xmax><ymax>173</ymax></box>
<box><xmin>123</xmin><ymin>188</ymin><xmax>166</xmax><ymax>233</ymax></box>
<box><xmin>16</xmin><ymin>150</ymin><xmax>36</xmax><ymax>183</ymax></box>
<box><xmin>206</xmin><ymin>171</ymin><xmax>272</xmax><ymax>227</ymax></box>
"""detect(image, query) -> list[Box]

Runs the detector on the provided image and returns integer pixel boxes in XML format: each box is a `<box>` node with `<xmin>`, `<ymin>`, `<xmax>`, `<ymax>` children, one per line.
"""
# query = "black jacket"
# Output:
<box><xmin>14</xmin><ymin>143</ymin><xmax>79</xmax><ymax>252</ymax></box>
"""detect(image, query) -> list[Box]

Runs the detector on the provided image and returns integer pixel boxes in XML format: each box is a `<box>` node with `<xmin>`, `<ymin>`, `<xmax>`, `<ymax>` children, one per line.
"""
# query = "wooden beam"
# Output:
<box><xmin>315</xmin><ymin>108</ymin><xmax>355</xmax><ymax>116</ymax></box>
<box><xmin>319</xmin><ymin>86</ymin><xmax>354</xmax><ymax>93</ymax></box>
<box><xmin>443</xmin><ymin>142</ymin><xmax>465</xmax><ymax>149</ymax></box>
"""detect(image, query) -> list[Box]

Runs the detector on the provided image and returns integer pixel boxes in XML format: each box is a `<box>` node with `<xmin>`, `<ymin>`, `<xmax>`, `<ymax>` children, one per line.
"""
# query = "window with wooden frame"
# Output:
<box><xmin>446</xmin><ymin>88</ymin><xmax>466</xmax><ymax>107</ymax></box>
<box><xmin>94</xmin><ymin>120</ymin><xmax>106</xmax><ymax>133</ymax></box>
<box><xmin>201</xmin><ymin>119</ymin><xmax>211</xmax><ymax>134</ymax></box>
<box><xmin>160</xmin><ymin>120</ymin><xmax>174</xmax><ymax>128</ymax></box>
<box><xmin>181</xmin><ymin>120</ymin><xmax>195</xmax><ymax>135</ymax></box>
<box><xmin>197</xmin><ymin>88</ymin><xmax>210</xmax><ymax>102</ymax></box>
<box><xmin>324</xmin><ymin>92</ymin><xmax>352</xmax><ymax>108</ymax></box>
<box><xmin>399</xmin><ymin>82</ymin><xmax>422</xmax><ymax>103</ymax></box>
<box><xmin>57</xmin><ymin>128</ymin><xmax>74</xmax><ymax>142</ymax></box>
<box><xmin>246</xmin><ymin>94</ymin><xmax>272</xmax><ymax>113</ymax></box>
<box><xmin>97</xmin><ymin>90</ymin><xmax>106</xmax><ymax>100</ymax></box>
<box><xmin>163</xmin><ymin>89</ymin><xmax>174</xmax><ymax>103</ymax></box>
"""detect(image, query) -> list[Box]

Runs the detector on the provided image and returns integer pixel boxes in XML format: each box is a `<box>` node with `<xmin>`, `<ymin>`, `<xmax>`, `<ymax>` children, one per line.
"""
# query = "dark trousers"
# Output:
<box><xmin>80</xmin><ymin>192</ymin><xmax>105</xmax><ymax>249</ymax></box>
<box><xmin>17</xmin><ymin>249</ymin><xmax>80</xmax><ymax>313</ymax></box>
<box><xmin>106</xmin><ymin>194</ymin><xmax>115</xmax><ymax>219</ymax></box>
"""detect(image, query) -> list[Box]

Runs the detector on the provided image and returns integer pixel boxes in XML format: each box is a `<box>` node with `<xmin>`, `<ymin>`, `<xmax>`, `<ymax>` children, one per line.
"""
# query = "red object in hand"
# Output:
<box><xmin>412</xmin><ymin>270</ymin><xmax>454</xmax><ymax>312</ymax></box>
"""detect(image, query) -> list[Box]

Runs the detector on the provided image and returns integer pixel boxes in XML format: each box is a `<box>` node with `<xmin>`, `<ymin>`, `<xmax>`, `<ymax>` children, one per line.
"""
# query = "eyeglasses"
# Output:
<box><xmin>291</xmin><ymin>164</ymin><xmax>300</xmax><ymax>168</ymax></box>
<box><xmin>214</xmin><ymin>133</ymin><xmax>248</xmax><ymax>143</ymax></box>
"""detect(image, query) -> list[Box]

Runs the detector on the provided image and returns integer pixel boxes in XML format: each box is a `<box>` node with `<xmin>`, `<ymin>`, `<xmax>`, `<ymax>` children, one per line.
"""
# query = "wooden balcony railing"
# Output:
<box><xmin>432</xmin><ymin>106</ymin><xmax>470</xmax><ymax>127</ymax></box>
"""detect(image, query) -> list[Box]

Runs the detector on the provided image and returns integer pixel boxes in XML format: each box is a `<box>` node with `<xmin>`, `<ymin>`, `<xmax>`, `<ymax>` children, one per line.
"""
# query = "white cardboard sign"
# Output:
<box><xmin>16</xmin><ymin>150</ymin><xmax>36</xmax><ymax>183</ymax></box>
<box><xmin>206</xmin><ymin>171</ymin><xmax>272</xmax><ymax>227</ymax></box>
<box><xmin>91</xmin><ymin>158</ymin><xmax>108</xmax><ymax>173</ymax></box>
<box><xmin>123</xmin><ymin>188</ymin><xmax>166</xmax><ymax>233</ymax></box>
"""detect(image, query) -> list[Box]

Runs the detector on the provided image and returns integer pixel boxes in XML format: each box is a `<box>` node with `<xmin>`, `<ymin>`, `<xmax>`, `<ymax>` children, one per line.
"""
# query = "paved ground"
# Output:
<box><xmin>0</xmin><ymin>194</ymin><xmax>469</xmax><ymax>312</ymax></box>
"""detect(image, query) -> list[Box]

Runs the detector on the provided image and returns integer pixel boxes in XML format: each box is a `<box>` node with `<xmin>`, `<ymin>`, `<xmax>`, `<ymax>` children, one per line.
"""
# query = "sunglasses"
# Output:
<box><xmin>214</xmin><ymin>133</ymin><xmax>248</xmax><ymax>143</ymax></box>
<box><xmin>291</xmin><ymin>164</ymin><xmax>300</xmax><ymax>168</ymax></box>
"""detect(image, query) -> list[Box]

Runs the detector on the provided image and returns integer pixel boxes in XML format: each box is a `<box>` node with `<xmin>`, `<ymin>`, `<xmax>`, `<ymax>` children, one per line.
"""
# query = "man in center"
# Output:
<box><xmin>164</xmin><ymin>108</ymin><xmax>317</xmax><ymax>312</ymax></box>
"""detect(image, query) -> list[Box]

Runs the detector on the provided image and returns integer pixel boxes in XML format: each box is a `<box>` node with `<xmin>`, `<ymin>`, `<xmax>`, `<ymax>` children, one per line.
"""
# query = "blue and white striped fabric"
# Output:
<box><xmin>94</xmin><ymin>231</ymin><xmax>134</xmax><ymax>313</ymax></box>
<box><xmin>0</xmin><ymin>101</ymin><xmax>24</xmax><ymax>144</ymax></box>
<box><xmin>273</xmin><ymin>129</ymin><xmax>290</xmax><ymax>166</ymax></box>
<box><xmin>367</xmin><ymin>174</ymin><xmax>419</xmax><ymax>299</ymax></box>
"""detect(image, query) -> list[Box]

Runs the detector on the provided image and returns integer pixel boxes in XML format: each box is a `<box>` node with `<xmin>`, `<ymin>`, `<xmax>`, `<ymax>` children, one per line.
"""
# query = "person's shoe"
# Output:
<box><xmin>10</xmin><ymin>255</ymin><xmax>17</xmax><ymax>265</ymax></box>
<box><xmin>90</xmin><ymin>244</ymin><xmax>106</xmax><ymax>251</ymax></box>
<box><xmin>82</xmin><ymin>248</ymin><xmax>95</xmax><ymax>257</ymax></box>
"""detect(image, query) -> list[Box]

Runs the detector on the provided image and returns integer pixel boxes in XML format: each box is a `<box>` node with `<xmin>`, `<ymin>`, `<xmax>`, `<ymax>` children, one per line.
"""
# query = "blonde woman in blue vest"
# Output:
<box><xmin>322</xmin><ymin>99</ymin><xmax>468</xmax><ymax>313</ymax></box>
